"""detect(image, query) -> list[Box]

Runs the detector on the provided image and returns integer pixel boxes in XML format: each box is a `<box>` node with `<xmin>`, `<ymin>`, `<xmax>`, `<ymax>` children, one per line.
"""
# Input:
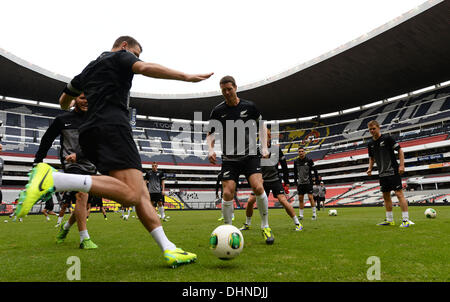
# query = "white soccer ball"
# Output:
<box><xmin>210</xmin><ymin>225</ymin><xmax>244</xmax><ymax>260</ymax></box>
<box><xmin>328</xmin><ymin>209</ymin><xmax>337</xmax><ymax>216</ymax></box>
<box><xmin>123</xmin><ymin>215</ymin><xmax>129</xmax><ymax>220</ymax></box>
<box><xmin>4</xmin><ymin>220</ymin><xmax>8</xmax><ymax>223</ymax></box>
<box><xmin>424</xmin><ymin>208</ymin><xmax>436</xmax><ymax>219</ymax></box>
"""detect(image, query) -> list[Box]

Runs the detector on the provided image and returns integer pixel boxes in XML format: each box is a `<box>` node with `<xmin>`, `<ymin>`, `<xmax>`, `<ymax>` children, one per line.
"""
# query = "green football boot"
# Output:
<box><xmin>15</xmin><ymin>163</ymin><xmax>56</xmax><ymax>218</ymax></box>
<box><xmin>79</xmin><ymin>238</ymin><xmax>98</xmax><ymax>249</ymax></box>
<box><xmin>164</xmin><ymin>248</ymin><xmax>197</xmax><ymax>268</ymax></box>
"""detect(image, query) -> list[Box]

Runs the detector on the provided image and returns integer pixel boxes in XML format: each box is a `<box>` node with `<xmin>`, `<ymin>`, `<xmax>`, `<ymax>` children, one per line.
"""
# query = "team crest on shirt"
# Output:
<box><xmin>240</xmin><ymin>110</ymin><xmax>248</xmax><ymax>117</ymax></box>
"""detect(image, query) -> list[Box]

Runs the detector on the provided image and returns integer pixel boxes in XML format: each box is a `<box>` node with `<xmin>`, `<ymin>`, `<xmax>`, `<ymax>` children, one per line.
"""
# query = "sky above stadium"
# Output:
<box><xmin>1</xmin><ymin>0</ymin><xmax>427</xmax><ymax>96</ymax></box>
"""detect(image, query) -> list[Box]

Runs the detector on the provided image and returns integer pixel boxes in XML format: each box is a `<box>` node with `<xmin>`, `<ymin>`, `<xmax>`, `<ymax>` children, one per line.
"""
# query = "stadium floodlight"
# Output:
<box><xmin>320</xmin><ymin>111</ymin><xmax>339</xmax><ymax>118</ymax></box>
<box><xmin>297</xmin><ymin>116</ymin><xmax>317</xmax><ymax>121</ymax></box>
<box><xmin>148</xmin><ymin>116</ymin><xmax>170</xmax><ymax>122</ymax></box>
<box><xmin>387</xmin><ymin>93</ymin><xmax>408</xmax><ymax>102</ymax></box>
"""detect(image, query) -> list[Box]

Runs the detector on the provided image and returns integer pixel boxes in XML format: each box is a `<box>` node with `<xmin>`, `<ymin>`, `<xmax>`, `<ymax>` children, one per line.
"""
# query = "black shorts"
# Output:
<box><xmin>88</xmin><ymin>195</ymin><xmax>103</xmax><ymax>207</ymax></box>
<box><xmin>379</xmin><ymin>174</ymin><xmax>402</xmax><ymax>193</ymax></box>
<box><xmin>79</xmin><ymin>125</ymin><xmax>142</xmax><ymax>175</ymax></box>
<box><xmin>150</xmin><ymin>193</ymin><xmax>164</xmax><ymax>206</ymax></box>
<box><xmin>221</xmin><ymin>156</ymin><xmax>261</xmax><ymax>184</ymax></box>
<box><xmin>297</xmin><ymin>184</ymin><xmax>314</xmax><ymax>195</ymax></box>
<box><xmin>61</xmin><ymin>191</ymin><xmax>77</xmax><ymax>205</ymax></box>
<box><xmin>318</xmin><ymin>196</ymin><xmax>325</xmax><ymax>202</ymax></box>
<box><xmin>263</xmin><ymin>180</ymin><xmax>285</xmax><ymax>197</ymax></box>
<box><xmin>44</xmin><ymin>199</ymin><xmax>54</xmax><ymax>211</ymax></box>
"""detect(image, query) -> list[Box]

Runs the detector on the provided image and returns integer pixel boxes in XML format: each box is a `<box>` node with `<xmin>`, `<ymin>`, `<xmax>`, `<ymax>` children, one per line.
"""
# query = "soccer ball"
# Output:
<box><xmin>122</xmin><ymin>215</ymin><xmax>129</xmax><ymax>220</ymax></box>
<box><xmin>328</xmin><ymin>209</ymin><xmax>337</xmax><ymax>216</ymax></box>
<box><xmin>424</xmin><ymin>208</ymin><xmax>436</xmax><ymax>219</ymax></box>
<box><xmin>209</xmin><ymin>225</ymin><xmax>244</xmax><ymax>260</ymax></box>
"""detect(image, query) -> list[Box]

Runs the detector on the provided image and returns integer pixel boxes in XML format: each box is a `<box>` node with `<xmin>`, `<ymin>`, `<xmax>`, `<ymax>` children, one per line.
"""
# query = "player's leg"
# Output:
<box><xmin>377</xmin><ymin>191</ymin><xmax>395</xmax><ymax>225</ymax></box>
<box><xmin>240</xmin><ymin>193</ymin><xmax>256</xmax><ymax>230</ymax></box>
<box><xmin>395</xmin><ymin>189</ymin><xmax>412</xmax><ymax>227</ymax></box>
<box><xmin>101</xmin><ymin>204</ymin><xmax>107</xmax><ymax>220</ymax></box>
<box><xmin>298</xmin><ymin>192</ymin><xmax>305</xmax><ymax>220</ymax></box>
<box><xmin>221</xmin><ymin>179</ymin><xmax>237</xmax><ymax>225</ymax></box>
<box><xmin>308</xmin><ymin>193</ymin><xmax>317</xmax><ymax>220</ymax></box>
<box><xmin>56</xmin><ymin>203</ymin><xmax>67</xmax><ymax>227</ymax></box>
<box><xmin>276</xmin><ymin>193</ymin><xmax>302</xmax><ymax>230</ymax></box>
<box><xmin>248</xmin><ymin>173</ymin><xmax>273</xmax><ymax>244</ymax></box>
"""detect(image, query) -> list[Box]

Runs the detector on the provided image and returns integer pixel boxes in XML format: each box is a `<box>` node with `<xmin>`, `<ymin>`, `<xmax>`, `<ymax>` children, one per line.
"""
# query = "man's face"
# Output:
<box><xmin>368</xmin><ymin>124</ymin><xmax>380</xmax><ymax>138</ymax></box>
<box><xmin>220</xmin><ymin>82</ymin><xmax>237</xmax><ymax>103</ymax></box>
<box><xmin>75</xmin><ymin>94</ymin><xmax>88</xmax><ymax>112</ymax></box>
<box><xmin>298</xmin><ymin>148</ymin><xmax>305</xmax><ymax>159</ymax></box>
<box><xmin>152</xmin><ymin>163</ymin><xmax>158</xmax><ymax>171</ymax></box>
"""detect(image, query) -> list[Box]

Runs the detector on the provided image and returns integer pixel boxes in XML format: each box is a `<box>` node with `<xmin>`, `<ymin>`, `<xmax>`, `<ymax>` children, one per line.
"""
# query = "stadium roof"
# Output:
<box><xmin>1</xmin><ymin>0</ymin><xmax>449</xmax><ymax>121</ymax></box>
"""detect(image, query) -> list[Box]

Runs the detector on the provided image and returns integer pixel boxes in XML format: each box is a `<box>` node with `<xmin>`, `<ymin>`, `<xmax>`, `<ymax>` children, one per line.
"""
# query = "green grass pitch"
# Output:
<box><xmin>0</xmin><ymin>206</ymin><xmax>449</xmax><ymax>282</ymax></box>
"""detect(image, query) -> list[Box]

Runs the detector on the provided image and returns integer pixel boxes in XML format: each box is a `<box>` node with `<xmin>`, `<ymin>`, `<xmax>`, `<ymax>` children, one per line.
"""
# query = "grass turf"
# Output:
<box><xmin>0</xmin><ymin>206</ymin><xmax>448</xmax><ymax>282</ymax></box>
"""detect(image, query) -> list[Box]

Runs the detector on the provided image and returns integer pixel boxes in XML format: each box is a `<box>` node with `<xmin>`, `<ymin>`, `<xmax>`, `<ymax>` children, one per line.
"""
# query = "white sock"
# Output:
<box><xmin>293</xmin><ymin>215</ymin><xmax>300</xmax><ymax>225</ymax></box>
<box><xmin>222</xmin><ymin>199</ymin><xmax>234</xmax><ymax>225</ymax></box>
<box><xmin>57</xmin><ymin>216</ymin><xmax>63</xmax><ymax>224</ymax></box>
<box><xmin>256</xmin><ymin>192</ymin><xmax>269</xmax><ymax>229</ymax></box>
<box><xmin>402</xmin><ymin>211</ymin><xmax>409</xmax><ymax>222</ymax></box>
<box><xmin>246</xmin><ymin>216</ymin><xmax>252</xmax><ymax>225</ymax></box>
<box><xmin>159</xmin><ymin>206</ymin><xmax>165</xmax><ymax>219</ymax></box>
<box><xmin>312</xmin><ymin>206</ymin><xmax>317</xmax><ymax>217</ymax></box>
<box><xmin>79</xmin><ymin>230</ymin><xmax>90</xmax><ymax>243</ymax></box>
<box><xmin>386</xmin><ymin>211</ymin><xmax>394</xmax><ymax>222</ymax></box>
<box><xmin>63</xmin><ymin>221</ymin><xmax>72</xmax><ymax>230</ymax></box>
<box><xmin>299</xmin><ymin>209</ymin><xmax>304</xmax><ymax>217</ymax></box>
<box><xmin>46</xmin><ymin>216</ymin><xmax>50</xmax><ymax>221</ymax></box>
<box><xmin>53</xmin><ymin>172</ymin><xmax>92</xmax><ymax>193</ymax></box>
<box><xmin>150</xmin><ymin>226</ymin><xmax>176</xmax><ymax>252</ymax></box>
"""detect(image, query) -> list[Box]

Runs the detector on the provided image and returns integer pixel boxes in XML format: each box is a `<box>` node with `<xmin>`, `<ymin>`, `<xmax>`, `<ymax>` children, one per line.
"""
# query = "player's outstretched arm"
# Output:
<box><xmin>132</xmin><ymin>61</ymin><xmax>213</xmax><ymax>82</ymax></box>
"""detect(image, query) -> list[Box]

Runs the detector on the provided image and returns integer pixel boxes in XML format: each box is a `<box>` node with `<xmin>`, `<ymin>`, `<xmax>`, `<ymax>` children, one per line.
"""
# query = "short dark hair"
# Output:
<box><xmin>298</xmin><ymin>147</ymin><xmax>305</xmax><ymax>151</ymax></box>
<box><xmin>220</xmin><ymin>75</ymin><xmax>236</xmax><ymax>87</ymax></box>
<box><xmin>113</xmin><ymin>36</ymin><xmax>143</xmax><ymax>52</ymax></box>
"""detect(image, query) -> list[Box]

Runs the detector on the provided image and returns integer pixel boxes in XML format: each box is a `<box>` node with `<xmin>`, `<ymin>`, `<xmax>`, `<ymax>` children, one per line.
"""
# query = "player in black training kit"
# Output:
<box><xmin>240</xmin><ymin>128</ymin><xmax>302</xmax><ymax>232</ymax></box>
<box><xmin>207</xmin><ymin>75</ymin><xmax>274</xmax><ymax>244</ymax></box>
<box><xmin>294</xmin><ymin>147</ymin><xmax>319</xmax><ymax>220</ymax></box>
<box><xmin>366</xmin><ymin>120</ymin><xmax>412</xmax><ymax>227</ymax></box>
<box><xmin>144</xmin><ymin>162</ymin><xmax>169</xmax><ymax>221</ymax></box>
<box><xmin>26</xmin><ymin>35</ymin><xmax>214</xmax><ymax>267</ymax></box>
<box><xmin>33</xmin><ymin>94</ymin><xmax>98</xmax><ymax>248</ymax></box>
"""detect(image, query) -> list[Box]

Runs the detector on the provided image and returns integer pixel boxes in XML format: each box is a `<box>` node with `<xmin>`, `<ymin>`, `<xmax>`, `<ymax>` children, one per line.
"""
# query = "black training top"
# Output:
<box><xmin>367</xmin><ymin>134</ymin><xmax>401</xmax><ymax>178</ymax></box>
<box><xmin>144</xmin><ymin>170</ymin><xmax>166</xmax><ymax>194</ymax></box>
<box><xmin>63</xmin><ymin>50</ymin><xmax>141</xmax><ymax>133</ymax></box>
<box><xmin>208</xmin><ymin>99</ymin><xmax>262</xmax><ymax>161</ymax></box>
<box><xmin>293</xmin><ymin>156</ymin><xmax>318</xmax><ymax>186</ymax></box>
<box><xmin>261</xmin><ymin>145</ymin><xmax>290</xmax><ymax>184</ymax></box>
<box><xmin>34</xmin><ymin>110</ymin><xmax>97</xmax><ymax>174</ymax></box>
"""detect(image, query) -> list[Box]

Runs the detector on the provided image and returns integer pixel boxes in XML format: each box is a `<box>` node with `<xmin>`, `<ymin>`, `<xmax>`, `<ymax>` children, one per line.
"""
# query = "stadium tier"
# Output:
<box><xmin>1</xmin><ymin>84</ymin><xmax>449</xmax><ymax>210</ymax></box>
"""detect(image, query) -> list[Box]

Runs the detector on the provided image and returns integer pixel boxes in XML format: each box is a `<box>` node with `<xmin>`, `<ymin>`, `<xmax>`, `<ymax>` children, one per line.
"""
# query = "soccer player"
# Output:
<box><xmin>56</xmin><ymin>192</ymin><xmax>74</xmax><ymax>227</ymax></box>
<box><xmin>312</xmin><ymin>181</ymin><xmax>320</xmax><ymax>211</ymax></box>
<box><xmin>294</xmin><ymin>147</ymin><xmax>319</xmax><ymax>220</ymax></box>
<box><xmin>32</xmin><ymin>93</ymin><xmax>98</xmax><ymax>249</ymax></box>
<box><xmin>366</xmin><ymin>120</ymin><xmax>412</xmax><ymax>227</ymax></box>
<box><xmin>240</xmin><ymin>129</ymin><xmax>302</xmax><ymax>231</ymax></box>
<box><xmin>207</xmin><ymin>75</ymin><xmax>274</xmax><ymax>244</ymax></box>
<box><xmin>87</xmin><ymin>194</ymin><xmax>107</xmax><ymax>221</ymax></box>
<box><xmin>318</xmin><ymin>181</ymin><xmax>326</xmax><ymax>210</ymax></box>
<box><xmin>15</xmin><ymin>36</ymin><xmax>212</xmax><ymax>267</ymax></box>
<box><xmin>41</xmin><ymin>194</ymin><xmax>58</xmax><ymax>221</ymax></box>
<box><xmin>144</xmin><ymin>162</ymin><xmax>169</xmax><ymax>221</ymax></box>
